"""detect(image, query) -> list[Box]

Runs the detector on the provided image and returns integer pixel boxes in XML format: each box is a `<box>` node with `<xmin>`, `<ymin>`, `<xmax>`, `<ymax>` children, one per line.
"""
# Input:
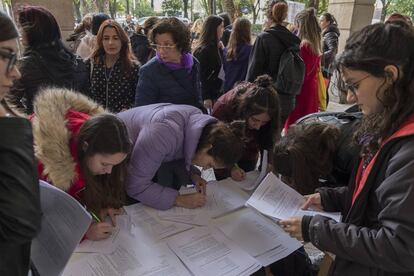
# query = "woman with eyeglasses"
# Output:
<box><xmin>0</xmin><ymin>11</ymin><xmax>41</xmax><ymax>276</ymax></box>
<box><xmin>193</xmin><ymin>15</ymin><xmax>225</xmax><ymax>111</ymax></box>
<box><xmin>280</xmin><ymin>22</ymin><xmax>414</xmax><ymax>275</ymax></box>
<box><xmin>9</xmin><ymin>5</ymin><xmax>87</xmax><ymax>114</ymax></box>
<box><xmin>134</xmin><ymin>17</ymin><xmax>204</xmax><ymax>111</ymax></box>
<box><xmin>87</xmin><ymin>19</ymin><xmax>140</xmax><ymax>113</ymax></box>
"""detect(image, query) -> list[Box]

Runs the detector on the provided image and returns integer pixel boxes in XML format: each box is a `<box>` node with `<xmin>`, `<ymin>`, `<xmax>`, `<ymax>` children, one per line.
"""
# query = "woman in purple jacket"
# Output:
<box><xmin>117</xmin><ymin>103</ymin><xmax>243</xmax><ymax>210</ymax></box>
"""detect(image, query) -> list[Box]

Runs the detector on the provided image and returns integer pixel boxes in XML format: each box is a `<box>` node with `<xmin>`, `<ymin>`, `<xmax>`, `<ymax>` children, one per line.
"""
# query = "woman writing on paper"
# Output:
<box><xmin>32</xmin><ymin>88</ymin><xmax>131</xmax><ymax>241</ymax></box>
<box><xmin>118</xmin><ymin>103</ymin><xmax>244</xmax><ymax>210</ymax></box>
<box><xmin>212</xmin><ymin>75</ymin><xmax>280</xmax><ymax>181</ymax></box>
<box><xmin>280</xmin><ymin>22</ymin><xmax>414</xmax><ymax>275</ymax></box>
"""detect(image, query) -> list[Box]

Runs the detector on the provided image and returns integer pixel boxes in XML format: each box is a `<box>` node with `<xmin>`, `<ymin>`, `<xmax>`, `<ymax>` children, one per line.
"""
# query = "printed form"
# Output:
<box><xmin>246</xmin><ymin>172</ymin><xmax>341</xmax><ymax>221</ymax></box>
<box><xmin>167</xmin><ymin>226</ymin><xmax>262</xmax><ymax>276</ymax></box>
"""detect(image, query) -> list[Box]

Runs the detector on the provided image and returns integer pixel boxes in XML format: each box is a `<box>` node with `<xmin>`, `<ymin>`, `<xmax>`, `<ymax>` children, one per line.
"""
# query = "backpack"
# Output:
<box><xmin>266</xmin><ymin>31</ymin><xmax>305</xmax><ymax>96</ymax></box>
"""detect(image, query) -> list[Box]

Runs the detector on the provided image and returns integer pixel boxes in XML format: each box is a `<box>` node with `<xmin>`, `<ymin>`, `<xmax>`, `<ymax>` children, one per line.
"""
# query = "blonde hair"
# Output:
<box><xmin>296</xmin><ymin>8</ymin><xmax>321</xmax><ymax>55</ymax></box>
<box><xmin>191</xmin><ymin>18</ymin><xmax>204</xmax><ymax>34</ymax></box>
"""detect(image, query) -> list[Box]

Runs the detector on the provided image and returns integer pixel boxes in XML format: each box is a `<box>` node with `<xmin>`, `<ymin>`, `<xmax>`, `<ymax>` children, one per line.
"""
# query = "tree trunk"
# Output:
<box><xmin>222</xmin><ymin>0</ymin><xmax>236</xmax><ymax>19</ymax></box>
<box><xmin>151</xmin><ymin>0</ymin><xmax>154</xmax><ymax>8</ymax></box>
<box><xmin>183</xmin><ymin>0</ymin><xmax>188</xmax><ymax>18</ymax></box>
<box><xmin>126</xmin><ymin>0</ymin><xmax>130</xmax><ymax>14</ymax></box>
<box><xmin>73</xmin><ymin>0</ymin><xmax>82</xmax><ymax>22</ymax></box>
<box><xmin>190</xmin><ymin>0</ymin><xmax>194</xmax><ymax>20</ymax></box>
<box><xmin>109</xmin><ymin>0</ymin><xmax>117</xmax><ymax>18</ymax></box>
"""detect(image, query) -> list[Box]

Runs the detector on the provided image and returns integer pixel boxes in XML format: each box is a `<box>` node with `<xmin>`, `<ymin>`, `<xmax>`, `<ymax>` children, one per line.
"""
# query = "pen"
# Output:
<box><xmin>90</xmin><ymin>211</ymin><xmax>101</xmax><ymax>223</ymax></box>
<box><xmin>234</xmin><ymin>163</ymin><xmax>240</xmax><ymax>169</ymax></box>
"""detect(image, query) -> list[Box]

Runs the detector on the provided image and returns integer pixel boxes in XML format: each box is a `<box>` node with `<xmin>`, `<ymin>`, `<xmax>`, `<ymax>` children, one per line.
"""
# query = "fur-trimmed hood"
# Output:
<box><xmin>32</xmin><ymin>88</ymin><xmax>104</xmax><ymax>191</ymax></box>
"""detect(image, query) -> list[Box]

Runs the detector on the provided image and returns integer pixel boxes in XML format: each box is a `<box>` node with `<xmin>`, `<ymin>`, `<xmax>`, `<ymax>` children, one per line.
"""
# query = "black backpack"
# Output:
<box><xmin>266</xmin><ymin>31</ymin><xmax>305</xmax><ymax>96</ymax></box>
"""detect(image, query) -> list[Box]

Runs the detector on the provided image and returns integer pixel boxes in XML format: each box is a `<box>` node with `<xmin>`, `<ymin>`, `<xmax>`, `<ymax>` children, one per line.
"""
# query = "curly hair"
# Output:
<box><xmin>335</xmin><ymin>23</ymin><xmax>414</xmax><ymax>156</ymax></box>
<box><xmin>149</xmin><ymin>17</ymin><xmax>191</xmax><ymax>53</ymax></box>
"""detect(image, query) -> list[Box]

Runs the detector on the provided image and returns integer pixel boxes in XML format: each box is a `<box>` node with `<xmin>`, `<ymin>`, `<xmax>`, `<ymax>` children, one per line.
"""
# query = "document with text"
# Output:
<box><xmin>213</xmin><ymin>208</ymin><xmax>302</xmax><ymax>266</ymax></box>
<box><xmin>167</xmin><ymin>226</ymin><xmax>262</xmax><ymax>276</ymax></box>
<box><xmin>237</xmin><ymin>150</ymin><xmax>268</xmax><ymax>191</ymax></box>
<box><xmin>246</xmin><ymin>173</ymin><xmax>341</xmax><ymax>221</ymax></box>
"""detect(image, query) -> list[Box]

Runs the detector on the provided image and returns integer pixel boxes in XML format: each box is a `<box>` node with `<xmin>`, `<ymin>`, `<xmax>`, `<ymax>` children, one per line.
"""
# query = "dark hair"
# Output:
<box><xmin>218</xmin><ymin>12</ymin><xmax>232</xmax><ymax>27</ymax></box>
<box><xmin>196</xmin><ymin>122</ymin><xmax>244</xmax><ymax>168</ymax></box>
<box><xmin>194</xmin><ymin>15</ymin><xmax>224</xmax><ymax>51</ymax></box>
<box><xmin>267</xmin><ymin>0</ymin><xmax>288</xmax><ymax>25</ymax></box>
<box><xmin>227</xmin><ymin>18</ymin><xmax>251</xmax><ymax>61</ymax></box>
<box><xmin>136</xmin><ymin>16</ymin><xmax>160</xmax><ymax>36</ymax></box>
<box><xmin>91</xmin><ymin>19</ymin><xmax>138</xmax><ymax>72</ymax></box>
<box><xmin>18</xmin><ymin>5</ymin><xmax>61</xmax><ymax>47</ymax></box>
<box><xmin>322</xmin><ymin>12</ymin><xmax>337</xmax><ymax>25</ymax></box>
<box><xmin>91</xmin><ymin>13</ymin><xmax>110</xmax><ymax>35</ymax></box>
<box><xmin>273</xmin><ymin>123</ymin><xmax>340</xmax><ymax>195</ymax></box>
<box><xmin>335</xmin><ymin>23</ymin><xmax>414</xmax><ymax>155</ymax></box>
<box><xmin>385</xmin><ymin>13</ymin><xmax>413</xmax><ymax>26</ymax></box>
<box><xmin>149</xmin><ymin>17</ymin><xmax>191</xmax><ymax>53</ymax></box>
<box><xmin>0</xmin><ymin>11</ymin><xmax>19</xmax><ymax>42</ymax></box>
<box><xmin>233</xmin><ymin>75</ymin><xmax>281</xmax><ymax>149</ymax></box>
<box><xmin>77</xmin><ymin>113</ymin><xmax>131</xmax><ymax>214</ymax></box>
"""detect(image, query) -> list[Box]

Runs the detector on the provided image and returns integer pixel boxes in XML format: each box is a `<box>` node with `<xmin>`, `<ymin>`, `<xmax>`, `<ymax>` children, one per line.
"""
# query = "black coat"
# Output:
<box><xmin>321</xmin><ymin>24</ymin><xmax>340</xmax><ymax>78</ymax></box>
<box><xmin>9</xmin><ymin>42</ymin><xmax>86</xmax><ymax>114</ymax></box>
<box><xmin>130</xmin><ymin>33</ymin><xmax>154</xmax><ymax>65</ymax></box>
<box><xmin>193</xmin><ymin>43</ymin><xmax>224</xmax><ymax>101</ymax></box>
<box><xmin>246</xmin><ymin>25</ymin><xmax>301</xmax><ymax>122</ymax></box>
<box><xmin>0</xmin><ymin>117</ymin><xmax>41</xmax><ymax>276</ymax></box>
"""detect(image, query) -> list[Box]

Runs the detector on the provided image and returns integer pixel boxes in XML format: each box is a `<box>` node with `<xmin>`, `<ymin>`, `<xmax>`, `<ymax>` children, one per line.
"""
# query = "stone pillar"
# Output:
<box><xmin>328</xmin><ymin>0</ymin><xmax>376</xmax><ymax>53</ymax></box>
<box><xmin>11</xmin><ymin>0</ymin><xmax>74</xmax><ymax>44</ymax></box>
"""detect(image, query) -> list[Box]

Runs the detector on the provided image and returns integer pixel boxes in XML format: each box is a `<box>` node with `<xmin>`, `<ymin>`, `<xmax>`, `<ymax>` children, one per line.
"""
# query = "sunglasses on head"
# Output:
<box><xmin>0</xmin><ymin>48</ymin><xmax>17</xmax><ymax>74</ymax></box>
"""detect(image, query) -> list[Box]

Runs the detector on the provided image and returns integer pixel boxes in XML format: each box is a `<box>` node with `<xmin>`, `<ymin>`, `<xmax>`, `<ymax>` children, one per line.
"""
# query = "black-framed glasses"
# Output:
<box><xmin>0</xmin><ymin>48</ymin><xmax>17</xmax><ymax>74</ymax></box>
<box><xmin>345</xmin><ymin>75</ymin><xmax>370</xmax><ymax>94</ymax></box>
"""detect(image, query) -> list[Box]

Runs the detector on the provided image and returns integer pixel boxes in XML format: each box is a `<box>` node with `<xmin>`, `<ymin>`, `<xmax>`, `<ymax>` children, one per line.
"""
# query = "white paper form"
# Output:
<box><xmin>246</xmin><ymin>173</ymin><xmax>341</xmax><ymax>221</ymax></box>
<box><xmin>75</xmin><ymin>222</ymin><xmax>121</xmax><ymax>254</ymax></box>
<box><xmin>213</xmin><ymin>208</ymin><xmax>302</xmax><ymax>266</ymax></box>
<box><xmin>31</xmin><ymin>181</ymin><xmax>92</xmax><ymax>276</ymax></box>
<box><xmin>63</xmin><ymin>233</ymin><xmax>191</xmax><ymax>276</ymax></box>
<box><xmin>123</xmin><ymin>203</ymin><xmax>192</xmax><ymax>241</ymax></box>
<box><xmin>237</xmin><ymin>150</ymin><xmax>268</xmax><ymax>191</ymax></box>
<box><xmin>167</xmin><ymin>226</ymin><xmax>262</xmax><ymax>276</ymax></box>
<box><xmin>158</xmin><ymin>180</ymin><xmax>249</xmax><ymax>225</ymax></box>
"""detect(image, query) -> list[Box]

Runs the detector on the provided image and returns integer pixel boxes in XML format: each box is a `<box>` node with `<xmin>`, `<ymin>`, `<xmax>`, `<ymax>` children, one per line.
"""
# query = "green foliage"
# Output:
<box><xmin>162</xmin><ymin>0</ymin><xmax>183</xmax><ymax>16</ymax></box>
<box><xmin>388</xmin><ymin>0</ymin><xmax>414</xmax><ymax>20</ymax></box>
<box><xmin>251</xmin><ymin>23</ymin><xmax>262</xmax><ymax>34</ymax></box>
<box><xmin>134</xmin><ymin>0</ymin><xmax>156</xmax><ymax>17</ymax></box>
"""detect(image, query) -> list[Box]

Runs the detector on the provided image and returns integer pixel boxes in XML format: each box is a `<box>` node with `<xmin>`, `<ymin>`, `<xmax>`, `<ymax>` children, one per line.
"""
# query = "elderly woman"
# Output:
<box><xmin>134</xmin><ymin>17</ymin><xmax>204</xmax><ymax>111</ymax></box>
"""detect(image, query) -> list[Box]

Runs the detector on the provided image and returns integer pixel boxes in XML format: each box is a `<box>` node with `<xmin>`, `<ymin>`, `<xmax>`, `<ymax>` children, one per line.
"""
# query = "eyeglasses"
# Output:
<box><xmin>150</xmin><ymin>43</ymin><xmax>176</xmax><ymax>51</ymax></box>
<box><xmin>0</xmin><ymin>48</ymin><xmax>17</xmax><ymax>74</ymax></box>
<box><xmin>345</xmin><ymin>75</ymin><xmax>370</xmax><ymax>94</ymax></box>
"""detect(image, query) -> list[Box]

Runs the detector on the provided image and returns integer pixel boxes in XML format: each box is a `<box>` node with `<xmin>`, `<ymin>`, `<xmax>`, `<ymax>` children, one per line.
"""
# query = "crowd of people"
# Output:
<box><xmin>1</xmin><ymin>1</ymin><xmax>414</xmax><ymax>275</ymax></box>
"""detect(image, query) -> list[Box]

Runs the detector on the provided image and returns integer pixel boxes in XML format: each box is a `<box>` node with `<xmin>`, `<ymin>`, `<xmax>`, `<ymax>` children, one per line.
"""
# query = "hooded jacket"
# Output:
<box><xmin>246</xmin><ymin>25</ymin><xmax>301</xmax><ymax>121</ymax></box>
<box><xmin>302</xmin><ymin>115</ymin><xmax>414</xmax><ymax>275</ymax></box>
<box><xmin>223</xmin><ymin>43</ymin><xmax>253</xmax><ymax>92</ymax></box>
<box><xmin>321</xmin><ymin>24</ymin><xmax>340</xmax><ymax>78</ymax></box>
<box><xmin>31</xmin><ymin>88</ymin><xmax>104</xmax><ymax>200</ymax></box>
<box><xmin>117</xmin><ymin>103</ymin><xmax>217</xmax><ymax>210</ymax></box>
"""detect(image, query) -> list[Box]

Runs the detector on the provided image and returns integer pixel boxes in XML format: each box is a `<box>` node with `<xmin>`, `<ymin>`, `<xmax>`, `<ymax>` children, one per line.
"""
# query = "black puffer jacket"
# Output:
<box><xmin>321</xmin><ymin>24</ymin><xmax>340</xmax><ymax>78</ymax></box>
<box><xmin>193</xmin><ymin>42</ymin><xmax>224</xmax><ymax>102</ymax></box>
<box><xmin>9</xmin><ymin>41</ymin><xmax>87</xmax><ymax>114</ymax></box>
<box><xmin>246</xmin><ymin>25</ymin><xmax>301</xmax><ymax>122</ymax></box>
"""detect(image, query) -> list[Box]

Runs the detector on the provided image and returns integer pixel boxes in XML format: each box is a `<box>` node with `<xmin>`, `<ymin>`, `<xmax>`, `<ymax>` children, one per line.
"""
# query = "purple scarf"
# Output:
<box><xmin>156</xmin><ymin>52</ymin><xmax>194</xmax><ymax>73</ymax></box>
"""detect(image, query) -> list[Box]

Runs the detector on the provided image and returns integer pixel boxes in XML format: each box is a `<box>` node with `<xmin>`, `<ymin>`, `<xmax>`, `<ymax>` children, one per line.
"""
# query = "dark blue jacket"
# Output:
<box><xmin>134</xmin><ymin>57</ymin><xmax>203</xmax><ymax>110</ymax></box>
<box><xmin>223</xmin><ymin>43</ymin><xmax>252</xmax><ymax>92</ymax></box>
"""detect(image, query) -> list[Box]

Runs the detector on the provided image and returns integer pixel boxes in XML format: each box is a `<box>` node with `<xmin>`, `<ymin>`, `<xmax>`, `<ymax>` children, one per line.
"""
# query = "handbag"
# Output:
<box><xmin>317</xmin><ymin>63</ymin><xmax>327</xmax><ymax>111</ymax></box>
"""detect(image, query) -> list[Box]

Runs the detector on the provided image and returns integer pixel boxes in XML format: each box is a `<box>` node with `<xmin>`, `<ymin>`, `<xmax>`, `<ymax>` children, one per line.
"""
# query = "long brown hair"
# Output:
<box><xmin>91</xmin><ymin>19</ymin><xmax>138</xmax><ymax>72</ymax></box>
<box><xmin>273</xmin><ymin>123</ymin><xmax>340</xmax><ymax>195</ymax></box>
<box><xmin>77</xmin><ymin>113</ymin><xmax>131</xmax><ymax>214</ymax></box>
<box><xmin>226</xmin><ymin>18</ymin><xmax>251</xmax><ymax>61</ymax></box>
<box><xmin>296</xmin><ymin>8</ymin><xmax>321</xmax><ymax>55</ymax></box>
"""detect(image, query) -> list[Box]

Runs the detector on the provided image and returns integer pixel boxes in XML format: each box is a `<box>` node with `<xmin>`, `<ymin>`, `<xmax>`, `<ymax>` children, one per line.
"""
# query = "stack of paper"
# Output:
<box><xmin>157</xmin><ymin>180</ymin><xmax>249</xmax><ymax>225</ymax></box>
<box><xmin>64</xmin><ymin>232</ymin><xmax>191</xmax><ymax>276</ymax></box>
<box><xmin>213</xmin><ymin>208</ymin><xmax>302</xmax><ymax>266</ymax></box>
<box><xmin>31</xmin><ymin>181</ymin><xmax>92</xmax><ymax>276</ymax></box>
<box><xmin>246</xmin><ymin>172</ymin><xmax>341</xmax><ymax>221</ymax></box>
<box><xmin>167</xmin><ymin>226</ymin><xmax>262</xmax><ymax>276</ymax></box>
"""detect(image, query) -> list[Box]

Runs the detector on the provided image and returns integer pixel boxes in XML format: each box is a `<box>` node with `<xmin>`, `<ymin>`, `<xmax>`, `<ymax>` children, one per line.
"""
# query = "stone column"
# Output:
<box><xmin>11</xmin><ymin>0</ymin><xmax>74</xmax><ymax>44</ymax></box>
<box><xmin>328</xmin><ymin>0</ymin><xmax>376</xmax><ymax>52</ymax></box>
